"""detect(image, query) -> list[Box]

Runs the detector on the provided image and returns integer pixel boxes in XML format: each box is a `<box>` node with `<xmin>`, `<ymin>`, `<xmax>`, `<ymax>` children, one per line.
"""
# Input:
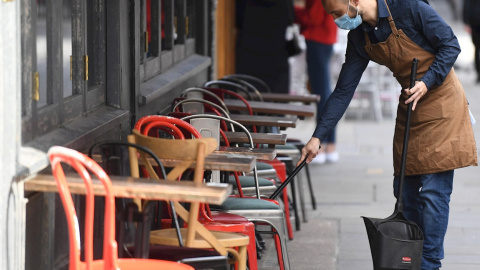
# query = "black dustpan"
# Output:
<box><xmin>362</xmin><ymin>59</ymin><xmax>424</xmax><ymax>270</ymax></box>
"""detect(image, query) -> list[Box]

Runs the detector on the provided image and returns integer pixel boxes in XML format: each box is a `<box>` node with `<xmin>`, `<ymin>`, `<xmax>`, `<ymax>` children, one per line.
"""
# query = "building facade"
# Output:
<box><xmin>0</xmin><ymin>0</ymin><xmax>236</xmax><ymax>269</ymax></box>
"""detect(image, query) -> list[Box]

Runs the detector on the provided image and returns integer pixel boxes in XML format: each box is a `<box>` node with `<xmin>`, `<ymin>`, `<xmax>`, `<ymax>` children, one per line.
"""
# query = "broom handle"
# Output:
<box><xmin>396</xmin><ymin>58</ymin><xmax>418</xmax><ymax>214</ymax></box>
<box><xmin>269</xmin><ymin>154</ymin><xmax>308</xmax><ymax>200</ymax></box>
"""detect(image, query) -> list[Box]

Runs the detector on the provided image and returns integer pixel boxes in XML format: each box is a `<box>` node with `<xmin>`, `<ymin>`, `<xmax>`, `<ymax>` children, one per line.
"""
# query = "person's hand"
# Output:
<box><xmin>404</xmin><ymin>81</ymin><xmax>428</xmax><ymax>111</ymax></box>
<box><xmin>297</xmin><ymin>137</ymin><xmax>321</xmax><ymax>166</ymax></box>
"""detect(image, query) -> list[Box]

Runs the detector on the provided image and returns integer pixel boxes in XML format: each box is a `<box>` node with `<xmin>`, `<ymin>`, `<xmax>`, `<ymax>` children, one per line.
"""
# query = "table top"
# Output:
<box><xmin>224</xmin><ymin>99</ymin><xmax>315</xmax><ymax>118</ymax></box>
<box><xmin>24</xmin><ymin>174</ymin><xmax>232</xmax><ymax>205</ymax></box>
<box><xmin>217</xmin><ymin>146</ymin><xmax>276</xmax><ymax>160</ymax></box>
<box><xmin>230</xmin><ymin>114</ymin><xmax>298</xmax><ymax>128</ymax></box>
<box><xmin>222</xmin><ymin>132</ymin><xmax>287</xmax><ymax>147</ymax></box>
<box><xmin>91</xmin><ymin>153</ymin><xmax>255</xmax><ymax>173</ymax></box>
<box><xmin>260</xmin><ymin>93</ymin><xmax>320</xmax><ymax>104</ymax></box>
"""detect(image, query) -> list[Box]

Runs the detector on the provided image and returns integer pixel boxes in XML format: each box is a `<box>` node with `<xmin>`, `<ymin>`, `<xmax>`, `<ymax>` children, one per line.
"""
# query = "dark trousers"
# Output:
<box><xmin>306</xmin><ymin>41</ymin><xmax>335</xmax><ymax>144</ymax></box>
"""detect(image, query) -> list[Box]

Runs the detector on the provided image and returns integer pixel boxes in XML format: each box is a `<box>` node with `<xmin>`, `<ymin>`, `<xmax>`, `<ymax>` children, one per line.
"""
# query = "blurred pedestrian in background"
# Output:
<box><xmin>235</xmin><ymin>0</ymin><xmax>295</xmax><ymax>94</ymax></box>
<box><xmin>463</xmin><ymin>0</ymin><xmax>480</xmax><ymax>83</ymax></box>
<box><xmin>294</xmin><ymin>0</ymin><xmax>339</xmax><ymax>163</ymax></box>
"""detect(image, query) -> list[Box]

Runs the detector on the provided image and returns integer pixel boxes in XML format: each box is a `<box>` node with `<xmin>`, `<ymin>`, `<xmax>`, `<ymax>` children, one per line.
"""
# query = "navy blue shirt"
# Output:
<box><xmin>312</xmin><ymin>0</ymin><xmax>460</xmax><ymax>140</ymax></box>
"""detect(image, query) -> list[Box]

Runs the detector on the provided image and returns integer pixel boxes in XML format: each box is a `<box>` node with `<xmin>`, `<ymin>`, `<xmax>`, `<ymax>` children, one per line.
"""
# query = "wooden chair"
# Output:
<box><xmin>88</xmin><ymin>141</ymin><xmax>230</xmax><ymax>269</ymax></box>
<box><xmin>127</xmin><ymin>131</ymin><xmax>250</xmax><ymax>270</ymax></box>
<box><xmin>47</xmin><ymin>146</ymin><xmax>194</xmax><ymax>270</ymax></box>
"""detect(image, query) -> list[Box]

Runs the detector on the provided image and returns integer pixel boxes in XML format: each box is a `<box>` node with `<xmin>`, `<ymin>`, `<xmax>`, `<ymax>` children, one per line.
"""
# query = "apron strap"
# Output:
<box><xmin>383</xmin><ymin>0</ymin><xmax>399</xmax><ymax>36</ymax></box>
<box><xmin>364</xmin><ymin>0</ymin><xmax>399</xmax><ymax>47</ymax></box>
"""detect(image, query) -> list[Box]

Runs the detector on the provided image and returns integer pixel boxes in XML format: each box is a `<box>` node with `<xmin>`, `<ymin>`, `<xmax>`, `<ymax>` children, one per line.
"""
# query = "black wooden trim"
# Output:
<box><xmin>195</xmin><ymin>0</ymin><xmax>208</xmax><ymax>56</ymax></box>
<box><xmin>138</xmin><ymin>54</ymin><xmax>211</xmax><ymax>106</ymax></box>
<box><xmin>173</xmin><ymin>43</ymin><xmax>186</xmax><ymax>63</ymax></box>
<box><xmin>186</xmin><ymin>38</ymin><xmax>195</xmax><ymax>57</ymax></box>
<box><xmin>161</xmin><ymin>50</ymin><xmax>174</xmax><ymax>71</ymax></box>
<box><xmin>163</xmin><ymin>0</ymin><xmax>174</xmax><ymax>50</ymax></box>
<box><xmin>175</xmin><ymin>0</ymin><xmax>186</xmax><ymax>45</ymax></box>
<box><xmin>19</xmin><ymin>106</ymin><xmax>130</xmax><ymax>177</ymax></box>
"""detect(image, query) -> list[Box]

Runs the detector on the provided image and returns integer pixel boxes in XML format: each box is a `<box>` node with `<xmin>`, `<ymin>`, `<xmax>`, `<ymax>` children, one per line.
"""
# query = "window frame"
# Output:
<box><xmin>21</xmin><ymin>0</ymin><xmax>107</xmax><ymax>144</ymax></box>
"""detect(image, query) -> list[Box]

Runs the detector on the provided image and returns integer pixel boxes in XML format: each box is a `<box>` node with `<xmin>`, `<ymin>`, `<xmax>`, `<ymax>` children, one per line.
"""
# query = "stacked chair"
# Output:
<box><xmin>52</xmin><ymin>73</ymin><xmax>319</xmax><ymax>270</ymax></box>
<box><xmin>220</xmin><ymin>74</ymin><xmax>318</xmax><ymax>227</ymax></box>
<box><xmin>134</xmin><ymin>115</ymin><xmax>290</xmax><ymax>269</ymax></box>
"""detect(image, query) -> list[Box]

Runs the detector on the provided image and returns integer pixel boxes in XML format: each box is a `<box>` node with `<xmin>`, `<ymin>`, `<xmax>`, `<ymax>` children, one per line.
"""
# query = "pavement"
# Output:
<box><xmin>256</xmin><ymin>1</ymin><xmax>480</xmax><ymax>269</ymax></box>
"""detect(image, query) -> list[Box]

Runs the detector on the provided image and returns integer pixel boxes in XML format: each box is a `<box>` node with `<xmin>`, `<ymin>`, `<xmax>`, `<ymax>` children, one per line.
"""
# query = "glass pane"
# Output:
<box><xmin>186</xmin><ymin>0</ymin><xmax>195</xmax><ymax>39</ymax></box>
<box><xmin>36</xmin><ymin>0</ymin><xmax>47</xmax><ymax>107</ymax></box>
<box><xmin>63</xmin><ymin>0</ymin><xmax>73</xmax><ymax>97</ymax></box>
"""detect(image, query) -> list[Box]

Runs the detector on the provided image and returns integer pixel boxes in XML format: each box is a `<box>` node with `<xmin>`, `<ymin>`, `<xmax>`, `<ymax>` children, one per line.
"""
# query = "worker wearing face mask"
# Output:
<box><xmin>298</xmin><ymin>0</ymin><xmax>478</xmax><ymax>269</ymax></box>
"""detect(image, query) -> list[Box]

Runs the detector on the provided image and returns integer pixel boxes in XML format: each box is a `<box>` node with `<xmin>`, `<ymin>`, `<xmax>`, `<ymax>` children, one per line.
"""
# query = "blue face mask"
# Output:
<box><xmin>334</xmin><ymin>0</ymin><xmax>362</xmax><ymax>30</ymax></box>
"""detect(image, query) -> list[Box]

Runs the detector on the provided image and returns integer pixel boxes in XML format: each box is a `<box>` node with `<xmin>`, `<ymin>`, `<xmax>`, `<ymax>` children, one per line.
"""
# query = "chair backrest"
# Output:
<box><xmin>48</xmin><ymin>146</ymin><xmax>118</xmax><ymax>270</ymax></box>
<box><xmin>181</xmin><ymin>87</ymin><xmax>230</xmax><ymax>114</ymax></box>
<box><xmin>128</xmin><ymin>129</ymin><xmax>217</xmax><ymax>182</ymax></box>
<box><xmin>222</xmin><ymin>73</ymin><xmax>272</xmax><ymax>93</ymax></box>
<box><xmin>180</xmin><ymin>114</ymin><xmax>261</xmax><ymax>199</ymax></box>
<box><xmin>204</xmin><ymin>80</ymin><xmax>254</xmax><ymax>101</ymax></box>
<box><xmin>220</xmin><ymin>77</ymin><xmax>264</xmax><ymax>102</ymax></box>
<box><xmin>135</xmin><ymin>115</ymin><xmax>202</xmax><ymax>139</ymax></box>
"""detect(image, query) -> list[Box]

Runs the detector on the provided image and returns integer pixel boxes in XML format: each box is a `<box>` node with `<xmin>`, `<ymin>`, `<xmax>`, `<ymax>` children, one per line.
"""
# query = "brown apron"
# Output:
<box><xmin>363</xmin><ymin>1</ymin><xmax>477</xmax><ymax>176</ymax></box>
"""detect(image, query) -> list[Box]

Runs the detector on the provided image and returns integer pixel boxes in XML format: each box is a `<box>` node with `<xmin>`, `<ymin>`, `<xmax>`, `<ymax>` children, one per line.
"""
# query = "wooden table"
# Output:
<box><xmin>224</xmin><ymin>99</ymin><xmax>315</xmax><ymax>119</ymax></box>
<box><xmin>217</xmin><ymin>146</ymin><xmax>276</xmax><ymax>160</ymax></box>
<box><xmin>230</xmin><ymin>114</ymin><xmax>298</xmax><ymax>129</ymax></box>
<box><xmin>239</xmin><ymin>92</ymin><xmax>320</xmax><ymax>104</ymax></box>
<box><xmin>260</xmin><ymin>93</ymin><xmax>320</xmax><ymax>104</ymax></box>
<box><xmin>222</xmin><ymin>132</ymin><xmax>287</xmax><ymax>148</ymax></box>
<box><xmin>24</xmin><ymin>173</ymin><xmax>232</xmax><ymax>205</ymax></box>
<box><xmin>92</xmin><ymin>153</ymin><xmax>255</xmax><ymax>173</ymax></box>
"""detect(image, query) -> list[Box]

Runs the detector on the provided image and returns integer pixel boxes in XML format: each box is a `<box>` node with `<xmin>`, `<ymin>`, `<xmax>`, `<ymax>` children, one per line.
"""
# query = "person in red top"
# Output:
<box><xmin>295</xmin><ymin>0</ymin><xmax>338</xmax><ymax>163</ymax></box>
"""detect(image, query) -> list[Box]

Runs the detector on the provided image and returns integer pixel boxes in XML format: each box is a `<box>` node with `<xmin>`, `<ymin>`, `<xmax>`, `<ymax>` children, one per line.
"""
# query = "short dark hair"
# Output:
<box><xmin>322</xmin><ymin>0</ymin><xmax>349</xmax><ymax>8</ymax></box>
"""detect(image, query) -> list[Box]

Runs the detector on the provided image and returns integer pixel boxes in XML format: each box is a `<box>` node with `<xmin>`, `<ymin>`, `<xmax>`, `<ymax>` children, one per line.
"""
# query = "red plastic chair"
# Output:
<box><xmin>47</xmin><ymin>146</ymin><xmax>194</xmax><ymax>270</ymax></box>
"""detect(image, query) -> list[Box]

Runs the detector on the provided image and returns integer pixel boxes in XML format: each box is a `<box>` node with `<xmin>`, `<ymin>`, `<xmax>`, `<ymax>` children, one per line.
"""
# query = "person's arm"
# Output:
<box><xmin>413</xmin><ymin>1</ymin><xmax>461</xmax><ymax>90</ymax></box>
<box><xmin>403</xmin><ymin>1</ymin><xmax>461</xmax><ymax>110</ymax></box>
<box><xmin>298</xmin><ymin>33</ymin><xmax>369</xmax><ymax>165</ymax></box>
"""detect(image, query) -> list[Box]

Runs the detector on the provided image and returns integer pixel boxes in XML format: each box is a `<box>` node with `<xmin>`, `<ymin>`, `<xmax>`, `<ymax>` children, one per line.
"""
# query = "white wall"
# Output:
<box><xmin>0</xmin><ymin>1</ymin><xmax>25</xmax><ymax>270</ymax></box>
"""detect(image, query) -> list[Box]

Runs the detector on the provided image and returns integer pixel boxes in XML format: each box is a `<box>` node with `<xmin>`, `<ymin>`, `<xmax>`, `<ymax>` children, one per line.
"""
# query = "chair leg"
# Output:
<box><xmin>288</xmin><ymin>141</ymin><xmax>318</xmax><ymax>211</ymax></box>
<box><xmin>227</xmin><ymin>210</ymin><xmax>291</xmax><ymax>270</ymax></box>
<box><xmin>296</xmin><ymin>172</ymin><xmax>308</xmax><ymax>223</ymax></box>
<box><xmin>276</xmin><ymin>157</ymin><xmax>301</xmax><ymax>231</ymax></box>
<box><xmin>238</xmin><ymin>246</ymin><xmax>248</xmax><ymax>270</ymax></box>
<box><xmin>289</xmin><ymin>177</ymin><xmax>300</xmax><ymax>231</ymax></box>
<box><xmin>304</xmin><ymin>163</ymin><xmax>317</xmax><ymax>210</ymax></box>
<box><xmin>259</xmin><ymin>159</ymin><xmax>294</xmax><ymax>240</ymax></box>
<box><xmin>274</xmin><ymin>234</ymin><xmax>286</xmax><ymax>270</ymax></box>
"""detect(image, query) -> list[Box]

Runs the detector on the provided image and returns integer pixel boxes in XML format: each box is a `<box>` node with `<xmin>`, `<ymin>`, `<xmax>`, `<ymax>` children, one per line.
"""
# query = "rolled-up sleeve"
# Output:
<box><xmin>312</xmin><ymin>34</ymin><xmax>369</xmax><ymax>140</ymax></box>
<box><xmin>413</xmin><ymin>1</ymin><xmax>460</xmax><ymax>89</ymax></box>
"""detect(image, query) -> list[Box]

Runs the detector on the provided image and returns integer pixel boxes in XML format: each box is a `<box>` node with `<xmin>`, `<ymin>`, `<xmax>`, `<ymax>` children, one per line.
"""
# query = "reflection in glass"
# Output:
<box><xmin>63</xmin><ymin>0</ymin><xmax>73</xmax><ymax>97</ymax></box>
<box><xmin>36</xmin><ymin>0</ymin><xmax>47</xmax><ymax>107</ymax></box>
<box><xmin>186</xmin><ymin>0</ymin><xmax>195</xmax><ymax>39</ymax></box>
